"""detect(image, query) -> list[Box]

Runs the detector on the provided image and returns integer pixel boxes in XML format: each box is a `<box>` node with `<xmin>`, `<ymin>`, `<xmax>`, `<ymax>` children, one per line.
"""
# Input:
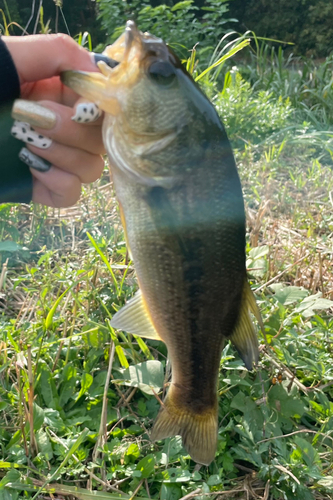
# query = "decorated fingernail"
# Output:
<box><xmin>93</xmin><ymin>52</ymin><xmax>119</xmax><ymax>68</ymax></box>
<box><xmin>12</xmin><ymin>99</ymin><xmax>56</xmax><ymax>129</ymax></box>
<box><xmin>11</xmin><ymin>121</ymin><xmax>52</xmax><ymax>149</ymax></box>
<box><xmin>19</xmin><ymin>147</ymin><xmax>52</xmax><ymax>172</ymax></box>
<box><xmin>72</xmin><ymin>103</ymin><xmax>102</xmax><ymax>123</ymax></box>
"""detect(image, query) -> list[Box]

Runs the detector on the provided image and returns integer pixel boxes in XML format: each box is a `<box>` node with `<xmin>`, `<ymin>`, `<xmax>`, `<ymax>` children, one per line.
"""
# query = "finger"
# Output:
<box><xmin>31</xmin><ymin>165</ymin><xmax>82</xmax><ymax>208</ymax></box>
<box><xmin>11</xmin><ymin>99</ymin><xmax>105</xmax><ymax>155</ymax></box>
<box><xmin>35</xmin><ymin>100</ymin><xmax>104</xmax><ymax>154</ymax></box>
<box><xmin>71</xmin><ymin>99</ymin><xmax>103</xmax><ymax>126</ymax></box>
<box><xmin>20</xmin><ymin>77</ymin><xmax>80</xmax><ymax>107</ymax></box>
<box><xmin>3</xmin><ymin>34</ymin><xmax>98</xmax><ymax>84</ymax></box>
<box><xmin>28</xmin><ymin>142</ymin><xmax>105</xmax><ymax>184</ymax></box>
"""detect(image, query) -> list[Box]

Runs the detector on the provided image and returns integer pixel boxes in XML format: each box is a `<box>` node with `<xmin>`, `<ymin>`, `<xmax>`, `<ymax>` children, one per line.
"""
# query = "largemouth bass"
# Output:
<box><xmin>61</xmin><ymin>21</ymin><xmax>261</xmax><ymax>466</ymax></box>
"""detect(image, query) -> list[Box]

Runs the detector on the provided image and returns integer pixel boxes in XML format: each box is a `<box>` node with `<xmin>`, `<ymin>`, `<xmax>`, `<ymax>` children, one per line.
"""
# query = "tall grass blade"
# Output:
<box><xmin>87</xmin><ymin>232</ymin><xmax>119</xmax><ymax>295</ymax></box>
<box><xmin>10</xmin><ymin>482</ymin><xmax>148</xmax><ymax>499</ymax></box>
<box><xmin>195</xmin><ymin>38</ymin><xmax>250</xmax><ymax>82</ymax></box>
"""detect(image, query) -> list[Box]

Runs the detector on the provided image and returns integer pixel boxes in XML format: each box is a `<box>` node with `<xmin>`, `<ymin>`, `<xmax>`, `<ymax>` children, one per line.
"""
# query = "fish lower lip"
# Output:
<box><xmin>93</xmin><ymin>53</ymin><xmax>119</xmax><ymax>68</ymax></box>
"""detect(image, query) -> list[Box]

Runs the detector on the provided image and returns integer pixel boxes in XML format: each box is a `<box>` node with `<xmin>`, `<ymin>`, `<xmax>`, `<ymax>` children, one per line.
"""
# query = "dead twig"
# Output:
<box><xmin>255</xmin><ymin>253</ymin><xmax>310</xmax><ymax>293</ymax></box>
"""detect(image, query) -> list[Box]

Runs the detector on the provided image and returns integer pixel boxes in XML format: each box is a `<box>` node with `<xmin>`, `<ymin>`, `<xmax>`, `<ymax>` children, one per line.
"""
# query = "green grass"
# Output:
<box><xmin>2</xmin><ymin>46</ymin><xmax>333</xmax><ymax>500</ymax></box>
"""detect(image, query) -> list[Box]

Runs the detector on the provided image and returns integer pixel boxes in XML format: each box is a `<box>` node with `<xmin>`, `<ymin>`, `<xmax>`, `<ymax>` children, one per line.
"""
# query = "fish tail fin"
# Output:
<box><xmin>229</xmin><ymin>279</ymin><xmax>260</xmax><ymax>370</ymax></box>
<box><xmin>151</xmin><ymin>387</ymin><xmax>218</xmax><ymax>466</ymax></box>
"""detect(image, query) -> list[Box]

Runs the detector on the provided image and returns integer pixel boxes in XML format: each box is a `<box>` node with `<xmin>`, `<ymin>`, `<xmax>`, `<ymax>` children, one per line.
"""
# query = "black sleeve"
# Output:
<box><xmin>0</xmin><ymin>37</ymin><xmax>33</xmax><ymax>203</ymax></box>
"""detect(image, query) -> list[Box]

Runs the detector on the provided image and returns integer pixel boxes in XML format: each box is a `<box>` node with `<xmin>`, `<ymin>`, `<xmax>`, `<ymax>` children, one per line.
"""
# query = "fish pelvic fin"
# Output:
<box><xmin>229</xmin><ymin>280</ymin><xmax>260</xmax><ymax>370</ymax></box>
<box><xmin>151</xmin><ymin>387</ymin><xmax>218</xmax><ymax>466</ymax></box>
<box><xmin>111</xmin><ymin>290</ymin><xmax>162</xmax><ymax>341</ymax></box>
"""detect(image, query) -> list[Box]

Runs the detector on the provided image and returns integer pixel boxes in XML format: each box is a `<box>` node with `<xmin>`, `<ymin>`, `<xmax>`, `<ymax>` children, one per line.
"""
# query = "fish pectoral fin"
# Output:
<box><xmin>151</xmin><ymin>388</ymin><xmax>218</xmax><ymax>466</ymax></box>
<box><xmin>229</xmin><ymin>280</ymin><xmax>260</xmax><ymax>370</ymax></box>
<box><xmin>111</xmin><ymin>290</ymin><xmax>162</xmax><ymax>340</ymax></box>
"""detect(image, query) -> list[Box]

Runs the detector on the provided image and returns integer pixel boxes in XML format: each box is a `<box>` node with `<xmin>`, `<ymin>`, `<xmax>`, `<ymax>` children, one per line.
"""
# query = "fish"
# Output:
<box><xmin>61</xmin><ymin>21</ymin><xmax>261</xmax><ymax>466</ymax></box>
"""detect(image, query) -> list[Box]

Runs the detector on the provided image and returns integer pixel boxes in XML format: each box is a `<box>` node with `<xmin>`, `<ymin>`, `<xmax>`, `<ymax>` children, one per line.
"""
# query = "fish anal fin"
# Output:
<box><xmin>229</xmin><ymin>280</ymin><xmax>259</xmax><ymax>370</ymax></box>
<box><xmin>151</xmin><ymin>387</ymin><xmax>218</xmax><ymax>466</ymax></box>
<box><xmin>244</xmin><ymin>280</ymin><xmax>266</xmax><ymax>333</ymax></box>
<box><xmin>111</xmin><ymin>290</ymin><xmax>162</xmax><ymax>341</ymax></box>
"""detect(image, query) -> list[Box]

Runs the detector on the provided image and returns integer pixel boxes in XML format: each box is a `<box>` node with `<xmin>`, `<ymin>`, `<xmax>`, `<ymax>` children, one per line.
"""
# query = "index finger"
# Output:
<box><xmin>3</xmin><ymin>34</ymin><xmax>98</xmax><ymax>84</ymax></box>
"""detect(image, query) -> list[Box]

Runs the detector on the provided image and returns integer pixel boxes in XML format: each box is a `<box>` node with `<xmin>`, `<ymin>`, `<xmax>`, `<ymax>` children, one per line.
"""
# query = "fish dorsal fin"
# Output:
<box><xmin>229</xmin><ymin>280</ymin><xmax>260</xmax><ymax>370</ymax></box>
<box><xmin>111</xmin><ymin>290</ymin><xmax>162</xmax><ymax>340</ymax></box>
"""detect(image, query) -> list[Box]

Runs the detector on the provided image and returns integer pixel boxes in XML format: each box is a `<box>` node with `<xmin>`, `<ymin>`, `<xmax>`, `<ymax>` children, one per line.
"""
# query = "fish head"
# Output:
<box><xmin>63</xmin><ymin>21</ymin><xmax>192</xmax><ymax>129</ymax></box>
<box><xmin>61</xmin><ymin>21</ymin><xmax>223</xmax><ymax>182</ymax></box>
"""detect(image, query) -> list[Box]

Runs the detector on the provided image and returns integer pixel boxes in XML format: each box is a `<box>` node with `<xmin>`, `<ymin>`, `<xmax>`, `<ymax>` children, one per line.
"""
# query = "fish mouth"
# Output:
<box><xmin>60</xmin><ymin>21</ymin><xmax>144</xmax><ymax>113</ymax></box>
<box><xmin>60</xmin><ymin>21</ymin><xmax>170</xmax><ymax>114</ymax></box>
<box><xmin>102</xmin><ymin>20</ymin><xmax>169</xmax><ymax>71</ymax></box>
<box><xmin>102</xmin><ymin>20</ymin><xmax>143</xmax><ymax>69</ymax></box>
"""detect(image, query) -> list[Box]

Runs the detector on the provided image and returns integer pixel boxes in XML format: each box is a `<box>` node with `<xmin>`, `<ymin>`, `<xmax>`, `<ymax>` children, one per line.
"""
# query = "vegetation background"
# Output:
<box><xmin>1</xmin><ymin>1</ymin><xmax>333</xmax><ymax>500</ymax></box>
<box><xmin>2</xmin><ymin>0</ymin><xmax>333</xmax><ymax>56</ymax></box>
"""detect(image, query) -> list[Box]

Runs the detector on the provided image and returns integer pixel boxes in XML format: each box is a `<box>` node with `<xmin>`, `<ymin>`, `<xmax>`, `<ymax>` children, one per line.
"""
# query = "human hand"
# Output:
<box><xmin>3</xmin><ymin>34</ymin><xmax>105</xmax><ymax>207</ymax></box>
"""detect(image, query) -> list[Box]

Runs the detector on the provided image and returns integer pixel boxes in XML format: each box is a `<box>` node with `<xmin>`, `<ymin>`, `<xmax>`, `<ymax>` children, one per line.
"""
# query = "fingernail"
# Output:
<box><xmin>19</xmin><ymin>147</ymin><xmax>52</xmax><ymax>172</ymax></box>
<box><xmin>12</xmin><ymin>99</ymin><xmax>57</xmax><ymax>129</ymax></box>
<box><xmin>92</xmin><ymin>52</ymin><xmax>119</xmax><ymax>68</ymax></box>
<box><xmin>11</xmin><ymin>121</ymin><xmax>52</xmax><ymax>149</ymax></box>
<box><xmin>72</xmin><ymin>102</ymin><xmax>102</xmax><ymax>123</ymax></box>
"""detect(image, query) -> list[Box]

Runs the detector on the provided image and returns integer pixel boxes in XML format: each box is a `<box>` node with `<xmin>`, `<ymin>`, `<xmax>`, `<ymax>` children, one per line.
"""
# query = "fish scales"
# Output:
<box><xmin>61</xmin><ymin>20</ymin><xmax>260</xmax><ymax>466</ymax></box>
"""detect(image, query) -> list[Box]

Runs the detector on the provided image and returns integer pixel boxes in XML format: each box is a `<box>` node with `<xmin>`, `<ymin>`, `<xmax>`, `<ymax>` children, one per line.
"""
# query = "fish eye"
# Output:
<box><xmin>148</xmin><ymin>61</ymin><xmax>177</xmax><ymax>87</ymax></box>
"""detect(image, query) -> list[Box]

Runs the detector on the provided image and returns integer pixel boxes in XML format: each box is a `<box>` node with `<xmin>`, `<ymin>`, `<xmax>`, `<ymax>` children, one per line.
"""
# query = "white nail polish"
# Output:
<box><xmin>11</xmin><ymin>120</ymin><xmax>52</xmax><ymax>149</ymax></box>
<box><xmin>72</xmin><ymin>103</ymin><xmax>102</xmax><ymax>123</ymax></box>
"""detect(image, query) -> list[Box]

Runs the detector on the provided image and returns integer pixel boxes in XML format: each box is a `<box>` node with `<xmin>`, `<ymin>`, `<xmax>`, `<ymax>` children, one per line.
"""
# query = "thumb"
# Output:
<box><xmin>3</xmin><ymin>34</ymin><xmax>98</xmax><ymax>84</ymax></box>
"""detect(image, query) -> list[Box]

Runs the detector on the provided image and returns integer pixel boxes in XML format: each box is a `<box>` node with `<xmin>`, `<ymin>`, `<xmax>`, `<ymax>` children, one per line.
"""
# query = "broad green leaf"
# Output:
<box><xmin>296</xmin><ymin>293</ymin><xmax>333</xmax><ymax>317</ymax></box>
<box><xmin>272</xmin><ymin>285</ymin><xmax>308</xmax><ymax>305</ymax></box>
<box><xmin>75</xmin><ymin>373</ymin><xmax>93</xmax><ymax>402</ymax></box>
<box><xmin>38</xmin><ymin>365</ymin><xmax>58</xmax><ymax>408</ymax></box>
<box><xmin>268</xmin><ymin>384</ymin><xmax>305</xmax><ymax>418</ymax></box>
<box><xmin>162</xmin><ymin>436</ymin><xmax>184</xmax><ymax>458</ymax></box>
<box><xmin>162</xmin><ymin>468</ymin><xmax>192</xmax><ymax>483</ymax></box>
<box><xmin>124</xmin><ymin>443</ymin><xmax>140</xmax><ymax>464</ymax></box>
<box><xmin>293</xmin><ymin>436</ymin><xmax>320</xmax><ymax>468</ymax></box>
<box><xmin>207</xmin><ymin>474</ymin><xmax>222</xmax><ymax>486</ymax></box>
<box><xmin>36</xmin><ymin>430</ymin><xmax>53</xmax><ymax>460</ymax></box>
<box><xmin>33</xmin><ymin>403</ymin><xmax>45</xmax><ymax>431</ymax></box>
<box><xmin>59</xmin><ymin>365</ymin><xmax>77</xmax><ymax>407</ymax></box>
<box><xmin>230</xmin><ymin>391</ymin><xmax>246</xmax><ymax>412</ymax></box>
<box><xmin>0</xmin><ymin>469</ymin><xmax>21</xmax><ymax>488</ymax></box>
<box><xmin>161</xmin><ymin>484</ymin><xmax>182</xmax><ymax>500</ymax></box>
<box><xmin>248</xmin><ymin>245</ymin><xmax>269</xmax><ymax>260</ymax></box>
<box><xmin>44</xmin><ymin>409</ymin><xmax>65</xmax><ymax>432</ymax></box>
<box><xmin>0</xmin><ymin>241</ymin><xmax>22</xmax><ymax>252</ymax></box>
<box><xmin>116</xmin><ymin>360</ymin><xmax>164</xmax><ymax>395</ymax></box>
<box><xmin>136</xmin><ymin>454</ymin><xmax>155</xmax><ymax>478</ymax></box>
